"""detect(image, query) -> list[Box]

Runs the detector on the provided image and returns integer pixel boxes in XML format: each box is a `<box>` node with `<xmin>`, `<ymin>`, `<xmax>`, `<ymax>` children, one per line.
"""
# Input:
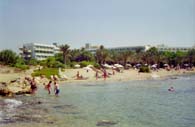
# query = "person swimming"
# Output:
<box><xmin>168</xmin><ymin>86</ymin><xmax>175</xmax><ymax>92</ymax></box>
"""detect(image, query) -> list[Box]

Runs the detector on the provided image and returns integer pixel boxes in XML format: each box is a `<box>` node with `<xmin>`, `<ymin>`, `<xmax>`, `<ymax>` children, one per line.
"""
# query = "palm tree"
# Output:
<box><xmin>120</xmin><ymin>51</ymin><xmax>133</xmax><ymax>68</ymax></box>
<box><xmin>145</xmin><ymin>47</ymin><xmax>159</xmax><ymax>65</ymax></box>
<box><xmin>95</xmin><ymin>45</ymin><xmax>109</xmax><ymax>65</ymax></box>
<box><xmin>60</xmin><ymin>44</ymin><xmax>70</xmax><ymax>65</ymax></box>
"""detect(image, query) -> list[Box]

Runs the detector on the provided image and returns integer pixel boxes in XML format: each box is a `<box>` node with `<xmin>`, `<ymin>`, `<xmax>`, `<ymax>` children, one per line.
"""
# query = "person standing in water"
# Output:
<box><xmin>30</xmin><ymin>77</ymin><xmax>37</xmax><ymax>94</ymax></box>
<box><xmin>45</xmin><ymin>81</ymin><xmax>52</xmax><ymax>94</ymax></box>
<box><xmin>54</xmin><ymin>81</ymin><xmax>60</xmax><ymax>96</ymax></box>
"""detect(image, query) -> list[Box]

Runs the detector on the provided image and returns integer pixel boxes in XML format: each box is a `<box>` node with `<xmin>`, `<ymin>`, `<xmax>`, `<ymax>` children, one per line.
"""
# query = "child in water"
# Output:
<box><xmin>54</xmin><ymin>81</ymin><xmax>60</xmax><ymax>96</ymax></box>
<box><xmin>45</xmin><ymin>81</ymin><xmax>52</xmax><ymax>94</ymax></box>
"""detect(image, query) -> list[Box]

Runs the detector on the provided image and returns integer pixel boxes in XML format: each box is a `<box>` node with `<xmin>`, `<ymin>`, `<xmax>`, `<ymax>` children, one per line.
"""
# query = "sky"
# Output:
<box><xmin>0</xmin><ymin>0</ymin><xmax>194</xmax><ymax>52</ymax></box>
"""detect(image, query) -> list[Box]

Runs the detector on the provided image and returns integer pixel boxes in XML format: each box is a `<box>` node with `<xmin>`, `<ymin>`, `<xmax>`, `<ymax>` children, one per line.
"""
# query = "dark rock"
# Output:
<box><xmin>0</xmin><ymin>82</ymin><xmax>7</xmax><ymax>86</ymax></box>
<box><xmin>37</xmin><ymin>101</ymin><xmax>42</xmax><ymax>104</ymax></box>
<box><xmin>53</xmin><ymin>104</ymin><xmax>74</xmax><ymax>109</ymax></box>
<box><xmin>96</xmin><ymin>120</ymin><xmax>118</xmax><ymax>126</ymax></box>
<box><xmin>0</xmin><ymin>88</ymin><xmax>13</xmax><ymax>97</ymax></box>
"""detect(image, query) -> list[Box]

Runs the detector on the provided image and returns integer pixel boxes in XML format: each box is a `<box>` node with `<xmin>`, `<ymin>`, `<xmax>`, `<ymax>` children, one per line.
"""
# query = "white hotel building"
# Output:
<box><xmin>84</xmin><ymin>43</ymin><xmax>152</xmax><ymax>53</ymax></box>
<box><xmin>156</xmin><ymin>44</ymin><xmax>195</xmax><ymax>52</ymax></box>
<box><xmin>84</xmin><ymin>43</ymin><xmax>195</xmax><ymax>53</ymax></box>
<box><xmin>19</xmin><ymin>43</ymin><xmax>60</xmax><ymax>60</ymax></box>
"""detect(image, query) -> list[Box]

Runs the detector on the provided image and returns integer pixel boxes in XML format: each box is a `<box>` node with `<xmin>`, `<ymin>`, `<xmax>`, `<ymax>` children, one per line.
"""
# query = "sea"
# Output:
<box><xmin>0</xmin><ymin>74</ymin><xmax>195</xmax><ymax>127</ymax></box>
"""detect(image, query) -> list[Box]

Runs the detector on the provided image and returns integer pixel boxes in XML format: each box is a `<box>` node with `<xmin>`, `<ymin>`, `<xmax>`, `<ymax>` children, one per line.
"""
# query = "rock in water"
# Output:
<box><xmin>4</xmin><ymin>99</ymin><xmax>23</xmax><ymax>109</ymax></box>
<box><xmin>96</xmin><ymin>120</ymin><xmax>118</xmax><ymax>126</ymax></box>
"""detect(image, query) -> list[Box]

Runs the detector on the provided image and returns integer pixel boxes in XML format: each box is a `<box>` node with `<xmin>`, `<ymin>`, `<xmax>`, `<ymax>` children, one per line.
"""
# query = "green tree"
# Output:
<box><xmin>54</xmin><ymin>53</ymin><xmax>64</xmax><ymax>63</ymax></box>
<box><xmin>95</xmin><ymin>45</ymin><xmax>109</xmax><ymax>65</ymax></box>
<box><xmin>145</xmin><ymin>47</ymin><xmax>159</xmax><ymax>64</ymax></box>
<box><xmin>175</xmin><ymin>51</ymin><xmax>187</xmax><ymax>65</ymax></box>
<box><xmin>26</xmin><ymin>58</ymin><xmax>38</xmax><ymax>65</ymax></box>
<box><xmin>107</xmin><ymin>50</ymin><xmax>119</xmax><ymax>64</ymax></box>
<box><xmin>187</xmin><ymin>49</ymin><xmax>195</xmax><ymax>65</ymax></box>
<box><xmin>163</xmin><ymin>51</ymin><xmax>176</xmax><ymax>66</ymax></box>
<box><xmin>0</xmin><ymin>49</ymin><xmax>18</xmax><ymax>65</ymax></box>
<box><xmin>119</xmin><ymin>51</ymin><xmax>133</xmax><ymax>67</ymax></box>
<box><xmin>60</xmin><ymin>44</ymin><xmax>70</xmax><ymax>65</ymax></box>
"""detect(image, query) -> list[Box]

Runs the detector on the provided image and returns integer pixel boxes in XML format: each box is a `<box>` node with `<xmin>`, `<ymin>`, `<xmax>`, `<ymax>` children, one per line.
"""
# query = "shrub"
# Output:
<box><xmin>79</xmin><ymin>61</ymin><xmax>95</xmax><ymax>67</ymax></box>
<box><xmin>31</xmin><ymin>68</ymin><xmax>59</xmax><ymax>79</ymax></box>
<box><xmin>139</xmin><ymin>66</ymin><xmax>150</xmax><ymax>73</ymax></box>
<box><xmin>27</xmin><ymin>58</ymin><xmax>38</xmax><ymax>65</ymax></box>
<box><xmin>94</xmin><ymin>63</ymin><xmax>101</xmax><ymax>69</ymax></box>
<box><xmin>79</xmin><ymin>61</ymin><xmax>89</xmax><ymax>67</ymax></box>
<box><xmin>53</xmin><ymin>61</ymin><xmax>65</xmax><ymax>68</ymax></box>
<box><xmin>0</xmin><ymin>49</ymin><xmax>18</xmax><ymax>65</ymax></box>
<box><xmin>14</xmin><ymin>64</ymin><xmax>29</xmax><ymax>70</ymax></box>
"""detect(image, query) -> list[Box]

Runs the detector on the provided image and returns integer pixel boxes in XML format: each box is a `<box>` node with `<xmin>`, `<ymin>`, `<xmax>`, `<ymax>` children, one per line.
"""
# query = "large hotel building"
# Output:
<box><xmin>19</xmin><ymin>43</ymin><xmax>60</xmax><ymax>61</ymax></box>
<box><xmin>85</xmin><ymin>43</ymin><xmax>195</xmax><ymax>54</ymax></box>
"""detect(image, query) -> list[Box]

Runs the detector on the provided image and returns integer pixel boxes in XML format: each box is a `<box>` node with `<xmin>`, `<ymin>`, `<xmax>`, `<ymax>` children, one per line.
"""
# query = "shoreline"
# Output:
<box><xmin>58</xmin><ymin>68</ymin><xmax>195</xmax><ymax>85</ymax></box>
<box><xmin>1</xmin><ymin>66</ymin><xmax>195</xmax><ymax>96</ymax></box>
<box><xmin>0</xmin><ymin>66</ymin><xmax>195</xmax><ymax>85</ymax></box>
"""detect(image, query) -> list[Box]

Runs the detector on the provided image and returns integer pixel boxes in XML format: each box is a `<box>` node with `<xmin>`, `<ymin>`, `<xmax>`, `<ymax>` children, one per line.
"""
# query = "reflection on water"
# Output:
<box><xmin>0</xmin><ymin>75</ymin><xmax>195</xmax><ymax>127</ymax></box>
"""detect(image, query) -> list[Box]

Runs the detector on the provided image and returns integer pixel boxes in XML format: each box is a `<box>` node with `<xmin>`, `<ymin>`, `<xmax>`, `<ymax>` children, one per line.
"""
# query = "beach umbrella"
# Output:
<box><xmin>74</xmin><ymin>64</ymin><xmax>81</xmax><ymax>68</ymax></box>
<box><xmin>164</xmin><ymin>64</ymin><xmax>169</xmax><ymax>67</ymax></box>
<box><xmin>135</xmin><ymin>63</ymin><xmax>141</xmax><ymax>67</ymax></box>
<box><xmin>126</xmin><ymin>64</ymin><xmax>132</xmax><ymax>67</ymax></box>
<box><xmin>103</xmin><ymin>64</ymin><xmax>113</xmax><ymax>69</ymax></box>
<box><xmin>151</xmin><ymin>64</ymin><xmax>157</xmax><ymax>68</ymax></box>
<box><xmin>114</xmin><ymin>64</ymin><xmax>123</xmax><ymax>68</ymax></box>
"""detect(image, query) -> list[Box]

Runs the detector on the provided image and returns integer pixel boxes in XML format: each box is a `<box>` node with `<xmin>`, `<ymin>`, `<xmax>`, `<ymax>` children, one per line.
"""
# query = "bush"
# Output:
<box><xmin>139</xmin><ymin>66</ymin><xmax>150</xmax><ymax>73</ymax></box>
<box><xmin>94</xmin><ymin>63</ymin><xmax>101</xmax><ymax>69</ymax></box>
<box><xmin>79</xmin><ymin>61</ymin><xmax>95</xmax><ymax>67</ymax></box>
<box><xmin>53</xmin><ymin>61</ymin><xmax>65</xmax><ymax>68</ymax></box>
<box><xmin>14</xmin><ymin>63</ymin><xmax>29</xmax><ymax>70</ymax></box>
<box><xmin>38</xmin><ymin>57</ymin><xmax>65</xmax><ymax>68</ymax></box>
<box><xmin>0</xmin><ymin>49</ymin><xmax>18</xmax><ymax>65</ymax></box>
<box><xmin>27</xmin><ymin>58</ymin><xmax>38</xmax><ymax>65</ymax></box>
<box><xmin>31</xmin><ymin>68</ymin><xmax>59</xmax><ymax>79</ymax></box>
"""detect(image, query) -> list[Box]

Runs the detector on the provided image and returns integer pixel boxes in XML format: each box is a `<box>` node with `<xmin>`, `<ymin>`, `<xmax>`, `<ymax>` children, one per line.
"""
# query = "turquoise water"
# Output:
<box><xmin>0</xmin><ymin>75</ymin><xmax>195</xmax><ymax>127</ymax></box>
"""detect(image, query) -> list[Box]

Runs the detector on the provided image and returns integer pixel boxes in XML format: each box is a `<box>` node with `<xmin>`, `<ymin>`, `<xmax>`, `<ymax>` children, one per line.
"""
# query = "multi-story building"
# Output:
<box><xmin>84</xmin><ymin>43</ymin><xmax>152</xmax><ymax>53</ymax></box>
<box><xmin>156</xmin><ymin>44</ymin><xmax>194</xmax><ymax>52</ymax></box>
<box><xmin>108</xmin><ymin>45</ymin><xmax>151</xmax><ymax>52</ymax></box>
<box><xmin>84</xmin><ymin>43</ymin><xmax>195</xmax><ymax>54</ymax></box>
<box><xmin>84</xmin><ymin>43</ymin><xmax>100</xmax><ymax>54</ymax></box>
<box><xmin>19</xmin><ymin>43</ymin><xmax>60</xmax><ymax>60</ymax></box>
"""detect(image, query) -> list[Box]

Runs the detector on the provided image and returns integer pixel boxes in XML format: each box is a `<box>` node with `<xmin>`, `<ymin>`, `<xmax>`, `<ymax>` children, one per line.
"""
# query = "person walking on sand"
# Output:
<box><xmin>103</xmin><ymin>69</ymin><xmax>107</xmax><ymax>80</ymax></box>
<box><xmin>45</xmin><ymin>81</ymin><xmax>52</xmax><ymax>94</ymax></box>
<box><xmin>54</xmin><ymin>81</ymin><xmax>60</xmax><ymax>96</ymax></box>
<box><xmin>96</xmin><ymin>71</ymin><xmax>99</xmax><ymax>80</ymax></box>
<box><xmin>76</xmin><ymin>71</ymin><xmax>80</xmax><ymax>79</ymax></box>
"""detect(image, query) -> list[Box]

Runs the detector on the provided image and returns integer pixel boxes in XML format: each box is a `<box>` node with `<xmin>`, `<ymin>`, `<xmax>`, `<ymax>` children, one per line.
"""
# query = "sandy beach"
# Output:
<box><xmin>1</xmin><ymin>66</ymin><xmax>195</xmax><ymax>84</ymax></box>
<box><xmin>60</xmin><ymin>68</ymin><xmax>195</xmax><ymax>84</ymax></box>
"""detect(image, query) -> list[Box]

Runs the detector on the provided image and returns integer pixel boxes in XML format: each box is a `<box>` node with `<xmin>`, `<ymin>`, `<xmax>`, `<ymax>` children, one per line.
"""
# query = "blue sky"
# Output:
<box><xmin>0</xmin><ymin>0</ymin><xmax>194</xmax><ymax>51</ymax></box>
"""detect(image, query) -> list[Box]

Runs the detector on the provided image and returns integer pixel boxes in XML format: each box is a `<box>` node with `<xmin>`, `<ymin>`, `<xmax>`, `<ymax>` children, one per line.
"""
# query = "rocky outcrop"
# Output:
<box><xmin>96</xmin><ymin>120</ymin><xmax>118</xmax><ymax>126</ymax></box>
<box><xmin>0</xmin><ymin>80</ymin><xmax>31</xmax><ymax>97</ymax></box>
<box><xmin>0</xmin><ymin>76</ymin><xmax>50</xmax><ymax>97</ymax></box>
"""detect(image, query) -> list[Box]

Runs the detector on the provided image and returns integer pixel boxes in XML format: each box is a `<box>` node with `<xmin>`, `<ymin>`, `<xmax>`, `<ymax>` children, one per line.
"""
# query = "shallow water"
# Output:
<box><xmin>0</xmin><ymin>75</ymin><xmax>195</xmax><ymax>127</ymax></box>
